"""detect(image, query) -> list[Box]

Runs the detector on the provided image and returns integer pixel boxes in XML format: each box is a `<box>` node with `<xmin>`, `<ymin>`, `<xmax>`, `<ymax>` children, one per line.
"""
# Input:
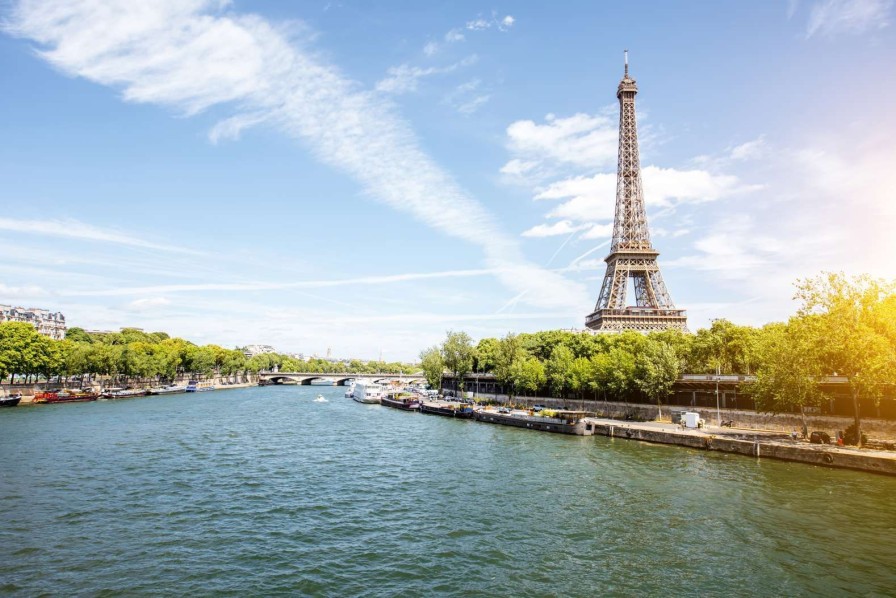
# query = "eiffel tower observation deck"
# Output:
<box><xmin>585</xmin><ymin>52</ymin><xmax>687</xmax><ymax>333</ymax></box>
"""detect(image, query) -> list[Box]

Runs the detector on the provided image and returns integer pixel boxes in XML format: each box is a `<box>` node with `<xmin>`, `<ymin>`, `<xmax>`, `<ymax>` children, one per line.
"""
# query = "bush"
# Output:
<box><xmin>842</xmin><ymin>423</ymin><xmax>868</xmax><ymax>446</ymax></box>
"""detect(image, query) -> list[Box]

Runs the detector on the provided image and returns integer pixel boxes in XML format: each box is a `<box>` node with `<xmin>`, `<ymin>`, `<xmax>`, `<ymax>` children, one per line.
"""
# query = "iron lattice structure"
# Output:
<box><xmin>585</xmin><ymin>54</ymin><xmax>687</xmax><ymax>333</ymax></box>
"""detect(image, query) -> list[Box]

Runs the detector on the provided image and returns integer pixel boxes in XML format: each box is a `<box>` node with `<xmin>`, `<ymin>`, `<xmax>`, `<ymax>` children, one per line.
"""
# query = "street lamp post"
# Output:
<box><xmin>715</xmin><ymin>364</ymin><xmax>721</xmax><ymax>427</ymax></box>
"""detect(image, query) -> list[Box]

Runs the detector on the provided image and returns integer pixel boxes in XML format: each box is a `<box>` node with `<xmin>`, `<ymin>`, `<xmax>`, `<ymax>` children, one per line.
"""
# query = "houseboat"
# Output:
<box><xmin>380</xmin><ymin>393</ymin><xmax>421</xmax><ymax>411</ymax></box>
<box><xmin>474</xmin><ymin>408</ymin><xmax>593</xmax><ymax>435</ymax></box>
<box><xmin>419</xmin><ymin>399</ymin><xmax>474</xmax><ymax>418</ymax></box>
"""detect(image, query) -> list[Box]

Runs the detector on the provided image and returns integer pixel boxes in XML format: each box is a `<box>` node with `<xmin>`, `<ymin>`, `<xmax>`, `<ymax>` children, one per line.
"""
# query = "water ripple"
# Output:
<box><xmin>2</xmin><ymin>385</ymin><xmax>896</xmax><ymax>596</ymax></box>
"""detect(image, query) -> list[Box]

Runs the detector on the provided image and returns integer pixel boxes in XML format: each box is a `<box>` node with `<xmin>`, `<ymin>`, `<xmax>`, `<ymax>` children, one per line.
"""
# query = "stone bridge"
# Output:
<box><xmin>257</xmin><ymin>371</ymin><xmax>425</xmax><ymax>386</ymax></box>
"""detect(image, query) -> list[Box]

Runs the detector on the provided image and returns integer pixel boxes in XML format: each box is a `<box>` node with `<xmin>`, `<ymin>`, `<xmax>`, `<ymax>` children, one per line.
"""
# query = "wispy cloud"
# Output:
<box><xmin>0</xmin><ymin>283</ymin><xmax>48</xmax><ymax>299</ymax></box>
<box><xmin>805</xmin><ymin>0</ymin><xmax>893</xmax><ymax>37</ymax></box>
<box><xmin>63</xmin><ymin>268</ymin><xmax>510</xmax><ymax>297</ymax></box>
<box><xmin>521</xmin><ymin>220</ymin><xmax>588</xmax><ymax>238</ymax></box>
<box><xmin>9</xmin><ymin>1</ymin><xmax>587</xmax><ymax>311</ymax></box>
<box><xmin>422</xmin><ymin>12</ymin><xmax>513</xmax><ymax>55</ymax></box>
<box><xmin>444</xmin><ymin>78</ymin><xmax>490</xmax><ymax>114</ymax></box>
<box><xmin>466</xmin><ymin>14</ymin><xmax>515</xmax><ymax>32</ymax></box>
<box><xmin>0</xmin><ymin>217</ymin><xmax>201</xmax><ymax>254</ymax></box>
<box><xmin>126</xmin><ymin>297</ymin><xmax>172</xmax><ymax>311</ymax></box>
<box><xmin>376</xmin><ymin>55</ymin><xmax>477</xmax><ymax>95</ymax></box>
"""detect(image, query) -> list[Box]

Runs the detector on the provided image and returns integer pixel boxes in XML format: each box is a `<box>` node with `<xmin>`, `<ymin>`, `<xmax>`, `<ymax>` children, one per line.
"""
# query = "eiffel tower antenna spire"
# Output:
<box><xmin>585</xmin><ymin>53</ymin><xmax>687</xmax><ymax>333</ymax></box>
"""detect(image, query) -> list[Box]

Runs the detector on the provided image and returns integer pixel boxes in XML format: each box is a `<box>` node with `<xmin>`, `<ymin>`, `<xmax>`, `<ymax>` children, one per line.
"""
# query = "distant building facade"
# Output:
<box><xmin>0</xmin><ymin>305</ymin><xmax>66</xmax><ymax>340</ymax></box>
<box><xmin>243</xmin><ymin>344</ymin><xmax>278</xmax><ymax>358</ymax></box>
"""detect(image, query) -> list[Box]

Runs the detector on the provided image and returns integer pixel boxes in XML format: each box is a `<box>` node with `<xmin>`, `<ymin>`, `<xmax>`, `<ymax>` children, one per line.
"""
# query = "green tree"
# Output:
<box><xmin>0</xmin><ymin>322</ymin><xmax>49</xmax><ymax>382</ymax></box>
<box><xmin>750</xmin><ymin>317</ymin><xmax>826</xmax><ymax>437</ymax></box>
<box><xmin>795</xmin><ymin>273</ymin><xmax>896</xmax><ymax>446</ymax></box>
<box><xmin>65</xmin><ymin>327</ymin><xmax>93</xmax><ymax>344</ymax></box>
<box><xmin>441</xmin><ymin>331</ymin><xmax>474</xmax><ymax>396</ymax></box>
<box><xmin>634</xmin><ymin>339</ymin><xmax>680</xmax><ymax>419</ymax></box>
<box><xmin>494</xmin><ymin>333</ymin><xmax>526</xmax><ymax>400</ymax></box>
<box><xmin>690</xmin><ymin>319</ymin><xmax>761</xmax><ymax>374</ymax></box>
<box><xmin>569</xmin><ymin>357</ymin><xmax>593</xmax><ymax>402</ymax></box>
<box><xmin>511</xmin><ymin>356</ymin><xmax>546</xmax><ymax>398</ymax></box>
<box><xmin>419</xmin><ymin>345</ymin><xmax>444</xmax><ymax>390</ymax></box>
<box><xmin>592</xmin><ymin>347</ymin><xmax>636</xmax><ymax>402</ymax></box>
<box><xmin>474</xmin><ymin>337</ymin><xmax>500</xmax><ymax>373</ymax></box>
<box><xmin>545</xmin><ymin>345</ymin><xmax>574</xmax><ymax>398</ymax></box>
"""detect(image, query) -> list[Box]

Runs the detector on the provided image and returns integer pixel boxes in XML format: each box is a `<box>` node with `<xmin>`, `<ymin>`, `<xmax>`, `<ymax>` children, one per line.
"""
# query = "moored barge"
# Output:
<box><xmin>380</xmin><ymin>394</ymin><xmax>421</xmax><ymax>411</ymax></box>
<box><xmin>33</xmin><ymin>390</ymin><xmax>99</xmax><ymax>404</ymax></box>
<box><xmin>419</xmin><ymin>400</ymin><xmax>474</xmax><ymax>418</ymax></box>
<box><xmin>474</xmin><ymin>408</ymin><xmax>593</xmax><ymax>435</ymax></box>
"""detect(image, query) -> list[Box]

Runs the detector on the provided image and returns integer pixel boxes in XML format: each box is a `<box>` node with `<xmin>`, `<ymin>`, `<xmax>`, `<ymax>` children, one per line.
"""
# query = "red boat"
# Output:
<box><xmin>34</xmin><ymin>390</ymin><xmax>98</xmax><ymax>404</ymax></box>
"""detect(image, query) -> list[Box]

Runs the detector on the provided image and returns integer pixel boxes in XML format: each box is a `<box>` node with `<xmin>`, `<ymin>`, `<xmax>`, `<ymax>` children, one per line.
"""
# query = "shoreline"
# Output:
<box><xmin>581</xmin><ymin>417</ymin><xmax>896</xmax><ymax>476</ymax></box>
<box><xmin>7</xmin><ymin>384</ymin><xmax>896</xmax><ymax>476</ymax></box>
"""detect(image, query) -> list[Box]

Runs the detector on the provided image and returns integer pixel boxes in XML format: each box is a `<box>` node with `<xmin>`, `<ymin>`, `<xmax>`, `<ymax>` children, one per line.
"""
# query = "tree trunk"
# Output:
<box><xmin>851</xmin><ymin>385</ymin><xmax>862</xmax><ymax>448</ymax></box>
<box><xmin>799</xmin><ymin>405</ymin><xmax>808</xmax><ymax>439</ymax></box>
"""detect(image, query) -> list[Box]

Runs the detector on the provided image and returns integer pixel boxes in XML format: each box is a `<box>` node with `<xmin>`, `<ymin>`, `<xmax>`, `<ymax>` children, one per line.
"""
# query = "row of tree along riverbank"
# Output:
<box><xmin>0</xmin><ymin>325</ymin><xmax>418</xmax><ymax>391</ymax></box>
<box><xmin>422</xmin><ymin>273</ymin><xmax>896</xmax><ymax>448</ymax></box>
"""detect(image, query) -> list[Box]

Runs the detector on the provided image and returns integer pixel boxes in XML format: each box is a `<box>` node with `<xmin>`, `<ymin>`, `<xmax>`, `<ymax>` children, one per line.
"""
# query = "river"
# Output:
<box><xmin>1</xmin><ymin>385</ymin><xmax>894</xmax><ymax>596</ymax></box>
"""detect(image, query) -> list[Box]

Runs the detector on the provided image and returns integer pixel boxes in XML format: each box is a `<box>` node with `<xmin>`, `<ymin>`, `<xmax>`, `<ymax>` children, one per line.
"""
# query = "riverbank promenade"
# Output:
<box><xmin>582</xmin><ymin>417</ymin><xmax>896</xmax><ymax>476</ymax></box>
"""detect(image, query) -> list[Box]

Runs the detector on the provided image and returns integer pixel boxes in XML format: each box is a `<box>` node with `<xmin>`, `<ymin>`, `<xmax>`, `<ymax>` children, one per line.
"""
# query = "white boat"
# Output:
<box><xmin>148</xmin><ymin>384</ymin><xmax>188</xmax><ymax>395</ymax></box>
<box><xmin>186</xmin><ymin>381</ymin><xmax>216</xmax><ymax>392</ymax></box>
<box><xmin>351</xmin><ymin>380</ymin><xmax>384</xmax><ymax>404</ymax></box>
<box><xmin>344</xmin><ymin>381</ymin><xmax>355</xmax><ymax>398</ymax></box>
<box><xmin>314</xmin><ymin>394</ymin><xmax>328</xmax><ymax>403</ymax></box>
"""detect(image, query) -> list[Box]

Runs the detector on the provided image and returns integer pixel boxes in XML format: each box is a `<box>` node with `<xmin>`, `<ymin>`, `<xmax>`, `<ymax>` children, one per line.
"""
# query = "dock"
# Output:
<box><xmin>582</xmin><ymin>418</ymin><xmax>896</xmax><ymax>476</ymax></box>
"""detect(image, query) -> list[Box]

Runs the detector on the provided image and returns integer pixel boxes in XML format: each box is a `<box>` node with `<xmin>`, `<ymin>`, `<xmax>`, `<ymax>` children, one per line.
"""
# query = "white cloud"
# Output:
<box><xmin>535</xmin><ymin>166</ymin><xmax>753</xmax><ymax>224</ymax></box>
<box><xmin>10</xmin><ymin>1</ymin><xmax>588</xmax><ymax>311</ymax></box>
<box><xmin>65</xmin><ymin>267</ymin><xmax>510</xmax><ymax>297</ymax></box>
<box><xmin>503</xmin><ymin>112</ymin><xmax>618</xmax><ymax>173</ymax></box>
<box><xmin>500</xmin><ymin>159</ymin><xmax>538</xmax><ymax>176</ymax></box>
<box><xmin>424</xmin><ymin>15</ymin><xmax>506</xmax><ymax>56</ymax></box>
<box><xmin>465</xmin><ymin>14</ymin><xmax>514</xmax><ymax>32</ymax></box>
<box><xmin>376</xmin><ymin>55</ymin><xmax>477</xmax><ymax>95</ymax></box>
<box><xmin>466</xmin><ymin>18</ymin><xmax>491</xmax><ymax>31</ymax></box>
<box><xmin>445</xmin><ymin>29</ymin><xmax>465</xmax><ymax>42</ymax></box>
<box><xmin>729</xmin><ymin>135</ymin><xmax>766</xmax><ymax>160</ymax></box>
<box><xmin>457</xmin><ymin>94</ymin><xmax>490</xmax><ymax>114</ymax></box>
<box><xmin>521</xmin><ymin>220</ymin><xmax>587</xmax><ymax>238</ymax></box>
<box><xmin>444</xmin><ymin>79</ymin><xmax>490</xmax><ymax>114</ymax></box>
<box><xmin>0</xmin><ymin>283</ymin><xmax>48</xmax><ymax>298</ymax></box>
<box><xmin>806</xmin><ymin>0</ymin><xmax>892</xmax><ymax>37</ymax></box>
<box><xmin>580</xmin><ymin>223</ymin><xmax>613</xmax><ymax>240</ymax></box>
<box><xmin>0</xmin><ymin>217</ymin><xmax>200</xmax><ymax>254</ymax></box>
<box><xmin>127</xmin><ymin>297</ymin><xmax>172</xmax><ymax>311</ymax></box>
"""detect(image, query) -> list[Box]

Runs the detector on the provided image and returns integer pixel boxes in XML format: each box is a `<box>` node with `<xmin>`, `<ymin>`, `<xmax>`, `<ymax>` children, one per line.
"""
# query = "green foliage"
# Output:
<box><xmin>419</xmin><ymin>345</ymin><xmax>444</xmax><ymax>389</ymax></box>
<box><xmin>545</xmin><ymin>345</ymin><xmax>574</xmax><ymax>398</ymax></box>
<box><xmin>750</xmin><ymin>317</ymin><xmax>826</xmax><ymax>418</ymax></box>
<box><xmin>689</xmin><ymin>319</ymin><xmax>761</xmax><ymax>374</ymax></box>
<box><xmin>64</xmin><ymin>327</ymin><xmax>92</xmax><ymax>344</ymax></box>
<box><xmin>792</xmin><ymin>272</ymin><xmax>896</xmax><ymax>446</ymax></box>
<box><xmin>474</xmin><ymin>337</ymin><xmax>500</xmax><ymax>373</ymax></box>
<box><xmin>510</xmin><ymin>357</ymin><xmax>546</xmax><ymax>397</ymax></box>
<box><xmin>634</xmin><ymin>339</ymin><xmax>680</xmax><ymax>406</ymax></box>
<box><xmin>494</xmin><ymin>333</ymin><xmax>527</xmax><ymax>399</ymax></box>
<box><xmin>441</xmin><ymin>330</ymin><xmax>474</xmax><ymax>388</ymax></box>
<box><xmin>0</xmin><ymin>322</ymin><xmax>415</xmax><ymax>384</ymax></box>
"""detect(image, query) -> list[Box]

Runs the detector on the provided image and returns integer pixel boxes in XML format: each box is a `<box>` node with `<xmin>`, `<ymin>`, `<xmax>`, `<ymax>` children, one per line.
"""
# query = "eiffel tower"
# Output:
<box><xmin>585</xmin><ymin>52</ymin><xmax>687</xmax><ymax>332</ymax></box>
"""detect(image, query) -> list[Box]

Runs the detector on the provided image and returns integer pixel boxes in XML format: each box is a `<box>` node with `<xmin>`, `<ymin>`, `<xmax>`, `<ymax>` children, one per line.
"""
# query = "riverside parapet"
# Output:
<box><xmin>583</xmin><ymin>418</ymin><xmax>896</xmax><ymax>476</ymax></box>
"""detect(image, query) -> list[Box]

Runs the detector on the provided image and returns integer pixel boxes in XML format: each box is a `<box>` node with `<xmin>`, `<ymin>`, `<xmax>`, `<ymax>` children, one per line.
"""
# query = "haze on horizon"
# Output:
<box><xmin>1</xmin><ymin>0</ymin><xmax>894</xmax><ymax>361</ymax></box>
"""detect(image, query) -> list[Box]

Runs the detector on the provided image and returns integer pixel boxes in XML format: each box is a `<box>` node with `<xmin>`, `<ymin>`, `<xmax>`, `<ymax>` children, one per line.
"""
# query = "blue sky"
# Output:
<box><xmin>1</xmin><ymin>0</ymin><xmax>894</xmax><ymax>361</ymax></box>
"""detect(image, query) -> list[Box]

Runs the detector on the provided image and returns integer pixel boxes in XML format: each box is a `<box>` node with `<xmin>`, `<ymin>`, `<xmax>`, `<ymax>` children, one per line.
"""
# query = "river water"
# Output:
<box><xmin>1</xmin><ymin>385</ymin><xmax>894</xmax><ymax>596</ymax></box>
